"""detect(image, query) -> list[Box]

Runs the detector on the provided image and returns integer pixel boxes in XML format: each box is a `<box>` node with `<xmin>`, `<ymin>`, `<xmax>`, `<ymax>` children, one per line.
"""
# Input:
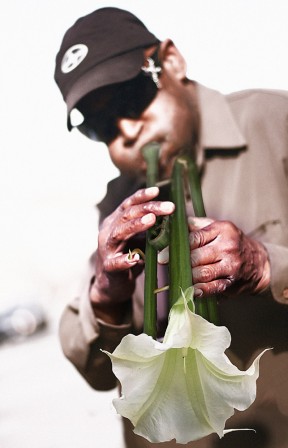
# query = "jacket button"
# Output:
<box><xmin>283</xmin><ymin>288</ymin><xmax>288</xmax><ymax>299</ymax></box>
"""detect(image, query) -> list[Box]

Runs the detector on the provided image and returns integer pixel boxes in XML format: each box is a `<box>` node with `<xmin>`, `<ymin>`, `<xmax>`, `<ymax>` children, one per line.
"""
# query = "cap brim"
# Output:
<box><xmin>66</xmin><ymin>47</ymin><xmax>144</xmax><ymax>119</ymax></box>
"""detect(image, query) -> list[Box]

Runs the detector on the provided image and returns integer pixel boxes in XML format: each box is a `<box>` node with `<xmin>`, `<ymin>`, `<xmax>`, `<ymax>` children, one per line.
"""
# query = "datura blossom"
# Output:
<box><xmin>103</xmin><ymin>287</ymin><xmax>266</xmax><ymax>444</ymax></box>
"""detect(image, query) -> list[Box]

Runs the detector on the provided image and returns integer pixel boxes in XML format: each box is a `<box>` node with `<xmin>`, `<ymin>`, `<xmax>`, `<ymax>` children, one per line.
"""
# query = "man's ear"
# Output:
<box><xmin>159</xmin><ymin>39</ymin><xmax>187</xmax><ymax>80</ymax></box>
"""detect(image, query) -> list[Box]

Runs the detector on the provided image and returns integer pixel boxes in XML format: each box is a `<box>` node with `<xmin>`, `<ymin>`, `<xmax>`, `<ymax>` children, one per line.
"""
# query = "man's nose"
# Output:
<box><xmin>117</xmin><ymin>118</ymin><xmax>143</xmax><ymax>143</ymax></box>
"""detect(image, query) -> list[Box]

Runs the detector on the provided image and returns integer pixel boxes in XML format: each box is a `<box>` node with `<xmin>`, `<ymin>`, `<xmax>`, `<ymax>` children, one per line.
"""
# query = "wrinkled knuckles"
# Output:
<box><xmin>200</xmin><ymin>266</ymin><xmax>217</xmax><ymax>282</ymax></box>
<box><xmin>220</xmin><ymin>220</ymin><xmax>238</xmax><ymax>232</ymax></box>
<box><xmin>214</xmin><ymin>279</ymin><xmax>233</xmax><ymax>294</ymax></box>
<box><xmin>109</xmin><ymin>228</ymin><xmax>123</xmax><ymax>245</ymax></box>
<box><xmin>201</xmin><ymin>279</ymin><xmax>232</xmax><ymax>296</ymax></box>
<box><xmin>189</xmin><ymin>233</ymin><xmax>194</xmax><ymax>245</ymax></box>
<box><xmin>216</xmin><ymin>280</ymin><xmax>231</xmax><ymax>294</ymax></box>
<box><xmin>191</xmin><ymin>230</ymin><xmax>207</xmax><ymax>248</ymax></box>
<box><xmin>190</xmin><ymin>252</ymin><xmax>199</xmax><ymax>267</ymax></box>
<box><xmin>222</xmin><ymin>220</ymin><xmax>243</xmax><ymax>241</ymax></box>
<box><xmin>121</xmin><ymin>206</ymin><xmax>141</xmax><ymax>221</ymax></box>
<box><xmin>192</xmin><ymin>266</ymin><xmax>214</xmax><ymax>284</ymax></box>
<box><xmin>103</xmin><ymin>254</ymin><xmax>128</xmax><ymax>273</ymax></box>
<box><xmin>119</xmin><ymin>192</ymin><xmax>141</xmax><ymax>211</ymax></box>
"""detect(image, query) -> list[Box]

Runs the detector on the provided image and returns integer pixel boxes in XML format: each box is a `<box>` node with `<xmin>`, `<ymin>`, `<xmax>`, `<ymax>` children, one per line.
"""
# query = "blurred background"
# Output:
<box><xmin>0</xmin><ymin>1</ymin><xmax>287</xmax><ymax>447</ymax></box>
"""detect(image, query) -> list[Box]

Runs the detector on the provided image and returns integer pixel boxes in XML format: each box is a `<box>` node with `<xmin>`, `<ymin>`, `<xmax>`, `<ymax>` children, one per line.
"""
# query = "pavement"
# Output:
<box><xmin>0</xmin><ymin>308</ymin><xmax>125</xmax><ymax>448</ymax></box>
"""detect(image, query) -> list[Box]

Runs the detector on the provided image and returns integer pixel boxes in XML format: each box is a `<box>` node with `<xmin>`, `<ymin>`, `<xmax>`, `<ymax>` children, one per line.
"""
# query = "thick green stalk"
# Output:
<box><xmin>186</xmin><ymin>157</ymin><xmax>206</xmax><ymax>217</ymax></box>
<box><xmin>185</xmin><ymin>156</ymin><xmax>219</xmax><ymax>325</ymax></box>
<box><xmin>142</xmin><ymin>142</ymin><xmax>160</xmax><ymax>338</ymax></box>
<box><xmin>169</xmin><ymin>158</ymin><xmax>192</xmax><ymax>308</ymax></box>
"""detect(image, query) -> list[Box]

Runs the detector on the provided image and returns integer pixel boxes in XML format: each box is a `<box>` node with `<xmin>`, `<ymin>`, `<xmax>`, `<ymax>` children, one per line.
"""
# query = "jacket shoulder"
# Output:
<box><xmin>226</xmin><ymin>88</ymin><xmax>288</xmax><ymax>130</ymax></box>
<box><xmin>227</xmin><ymin>88</ymin><xmax>288</xmax><ymax>112</ymax></box>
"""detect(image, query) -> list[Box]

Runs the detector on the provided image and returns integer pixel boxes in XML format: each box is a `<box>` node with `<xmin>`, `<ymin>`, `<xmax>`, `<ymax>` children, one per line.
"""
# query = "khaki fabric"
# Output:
<box><xmin>59</xmin><ymin>84</ymin><xmax>288</xmax><ymax>447</ymax></box>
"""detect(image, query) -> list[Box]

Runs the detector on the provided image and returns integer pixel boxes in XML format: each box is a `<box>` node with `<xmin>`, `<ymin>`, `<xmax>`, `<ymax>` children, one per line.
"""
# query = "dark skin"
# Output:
<box><xmin>91</xmin><ymin>186</ymin><xmax>175</xmax><ymax>324</ymax></box>
<box><xmin>80</xmin><ymin>39</ymin><xmax>270</xmax><ymax>324</ymax></box>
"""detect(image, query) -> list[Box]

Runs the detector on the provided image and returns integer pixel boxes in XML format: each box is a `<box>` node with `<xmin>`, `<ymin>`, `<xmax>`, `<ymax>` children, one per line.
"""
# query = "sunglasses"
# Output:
<box><xmin>76</xmin><ymin>72</ymin><xmax>158</xmax><ymax>144</ymax></box>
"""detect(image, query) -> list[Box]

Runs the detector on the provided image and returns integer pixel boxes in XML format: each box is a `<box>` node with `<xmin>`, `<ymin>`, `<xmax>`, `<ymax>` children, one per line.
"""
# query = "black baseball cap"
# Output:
<box><xmin>54</xmin><ymin>7</ymin><xmax>160</xmax><ymax>124</ymax></box>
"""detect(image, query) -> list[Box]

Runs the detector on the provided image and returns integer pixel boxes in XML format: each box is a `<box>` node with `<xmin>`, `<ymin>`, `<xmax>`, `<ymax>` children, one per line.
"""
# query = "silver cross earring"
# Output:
<box><xmin>141</xmin><ymin>57</ymin><xmax>162</xmax><ymax>88</ymax></box>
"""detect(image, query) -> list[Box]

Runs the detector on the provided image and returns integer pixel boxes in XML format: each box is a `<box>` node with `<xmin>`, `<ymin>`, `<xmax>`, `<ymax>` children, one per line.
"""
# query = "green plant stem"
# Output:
<box><xmin>142</xmin><ymin>142</ymin><xmax>160</xmax><ymax>338</ymax></box>
<box><xmin>169</xmin><ymin>158</ymin><xmax>192</xmax><ymax>308</ymax></box>
<box><xmin>186</xmin><ymin>157</ymin><xmax>206</xmax><ymax>217</ymax></box>
<box><xmin>185</xmin><ymin>156</ymin><xmax>219</xmax><ymax>325</ymax></box>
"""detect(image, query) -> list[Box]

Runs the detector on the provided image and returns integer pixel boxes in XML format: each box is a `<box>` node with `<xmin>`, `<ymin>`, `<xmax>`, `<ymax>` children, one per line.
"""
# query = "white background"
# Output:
<box><xmin>0</xmin><ymin>1</ymin><xmax>287</xmax><ymax>447</ymax></box>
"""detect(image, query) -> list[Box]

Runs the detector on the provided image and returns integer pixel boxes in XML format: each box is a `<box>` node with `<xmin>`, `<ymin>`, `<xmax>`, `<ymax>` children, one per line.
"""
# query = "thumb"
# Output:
<box><xmin>189</xmin><ymin>217</ymin><xmax>217</xmax><ymax>249</ymax></box>
<box><xmin>188</xmin><ymin>216</ymin><xmax>214</xmax><ymax>231</ymax></box>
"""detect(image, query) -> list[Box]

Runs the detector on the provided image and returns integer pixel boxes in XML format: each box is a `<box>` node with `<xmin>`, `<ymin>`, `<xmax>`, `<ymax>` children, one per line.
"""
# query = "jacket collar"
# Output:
<box><xmin>196</xmin><ymin>83</ymin><xmax>246</xmax><ymax>150</ymax></box>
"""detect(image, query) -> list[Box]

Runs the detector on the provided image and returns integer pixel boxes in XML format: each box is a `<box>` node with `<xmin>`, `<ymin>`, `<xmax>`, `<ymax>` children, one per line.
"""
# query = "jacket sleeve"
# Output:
<box><xmin>263</xmin><ymin>243</ymin><xmax>288</xmax><ymax>305</ymax></box>
<box><xmin>58</xmin><ymin>175</ymin><xmax>144</xmax><ymax>391</ymax></box>
<box><xmin>232</xmin><ymin>89</ymin><xmax>288</xmax><ymax>307</ymax></box>
<box><xmin>58</xmin><ymin>266</ymin><xmax>133</xmax><ymax>391</ymax></box>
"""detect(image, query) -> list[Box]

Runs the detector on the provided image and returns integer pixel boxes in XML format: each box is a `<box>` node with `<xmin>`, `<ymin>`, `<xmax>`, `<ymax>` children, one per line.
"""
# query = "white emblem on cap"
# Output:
<box><xmin>61</xmin><ymin>44</ymin><xmax>88</xmax><ymax>73</ymax></box>
<box><xmin>70</xmin><ymin>108</ymin><xmax>84</xmax><ymax>127</ymax></box>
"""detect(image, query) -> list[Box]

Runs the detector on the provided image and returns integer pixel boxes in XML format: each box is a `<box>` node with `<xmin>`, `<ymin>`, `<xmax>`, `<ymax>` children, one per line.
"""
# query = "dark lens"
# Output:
<box><xmin>77</xmin><ymin>73</ymin><xmax>158</xmax><ymax>143</ymax></box>
<box><xmin>117</xmin><ymin>75</ymin><xmax>157</xmax><ymax>119</ymax></box>
<box><xmin>79</xmin><ymin>112</ymin><xmax>119</xmax><ymax>144</ymax></box>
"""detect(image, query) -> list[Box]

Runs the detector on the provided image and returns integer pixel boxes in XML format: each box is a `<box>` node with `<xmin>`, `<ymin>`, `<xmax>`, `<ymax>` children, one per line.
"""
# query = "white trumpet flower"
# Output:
<box><xmin>103</xmin><ymin>287</ymin><xmax>267</xmax><ymax>444</ymax></box>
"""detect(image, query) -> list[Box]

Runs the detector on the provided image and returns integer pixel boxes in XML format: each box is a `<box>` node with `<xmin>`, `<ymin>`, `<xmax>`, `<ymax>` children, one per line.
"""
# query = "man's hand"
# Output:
<box><xmin>90</xmin><ymin>187</ymin><xmax>174</xmax><ymax>323</ymax></box>
<box><xmin>189</xmin><ymin>217</ymin><xmax>271</xmax><ymax>298</ymax></box>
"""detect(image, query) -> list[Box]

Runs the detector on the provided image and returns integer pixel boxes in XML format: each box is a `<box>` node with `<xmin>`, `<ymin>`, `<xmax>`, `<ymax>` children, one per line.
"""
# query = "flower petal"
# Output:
<box><xmin>103</xmin><ymin>334</ymin><xmax>165</xmax><ymax>423</ymax></box>
<box><xmin>110</xmin><ymin>346</ymin><xmax>218</xmax><ymax>443</ymax></box>
<box><xmin>103</xmin><ymin>288</ymin><xmax>268</xmax><ymax>443</ymax></box>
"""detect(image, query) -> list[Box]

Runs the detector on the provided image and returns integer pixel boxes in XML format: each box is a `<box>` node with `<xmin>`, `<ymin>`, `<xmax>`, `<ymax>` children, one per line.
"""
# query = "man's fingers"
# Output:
<box><xmin>192</xmin><ymin>257</ymin><xmax>237</xmax><ymax>283</ymax></box>
<box><xmin>107</xmin><ymin>213</ymin><xmax>156</xmax><ymax>249</ymax></box>
<box><xmin>190</xmin><ymin>225</ymin><xmax>218</xmax><ymax>249</ymax></box>
<box><xmin>193</xmin><ymin>278</ymin><xmax>233</xmax><ymax>297</ymax></box>
<box><xmin>104</xmin><ymin>252</ymin><xmax>144</xmax><ymax>273</ymax></box>
<box><xmin>104</xmin><ymin>200</ymin><xmax>174</xmax><ymax>252</ymax></box>
<box><xmin>121</xmin><ymin>200</ymin><xmax>174</xmax><ymax>222</ymax></box>
<box><xmin>120</xmin><ymin>187</ymin><xmax>159</xmax><ymax>209</ymax></box>
<box><xmin>188</xmin><ymin>216</ymin><xmax>214</xmax><ymax>230</ymax></box>
<box><xmin>190</xmin><ymin>244</ymin><xmax>220</xmax><ymax>266</ymax></box>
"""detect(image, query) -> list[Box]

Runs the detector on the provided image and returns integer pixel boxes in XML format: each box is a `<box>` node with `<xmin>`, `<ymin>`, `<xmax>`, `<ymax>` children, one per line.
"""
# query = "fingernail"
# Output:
<box><xmin>157</xmin><ymin>246</ymin><xmax>169</xmax><ymax>264</ymax></box>
<box><xmin>194</xmin><ymin>288</ymin><xmax>203</xmax><ymax>297</ymax></box>
<box><xmin>141</xmin><ymin>214</ymin><xmax>154</xmax><ymax>224</ymax></box>
<box><xmin>161</xmin><ymin>201</ymin><xmax>175</xmax><ymax>213</ymax></box>
<box><xmin>146</xmin><ymin>187</ymin><xmax>159</xmax><ymax>195</ymax></box>
<box><xmin>127</xmin><ymin>253</ymin><xmax>140</xmax><ymax>263</ymax></box>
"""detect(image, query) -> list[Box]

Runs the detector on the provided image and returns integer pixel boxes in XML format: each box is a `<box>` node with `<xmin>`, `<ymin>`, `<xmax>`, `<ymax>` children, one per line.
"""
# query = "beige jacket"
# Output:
<box><xmin>59</xmin><ymin>84</ymin><xmax>288</xmax><ymax>447</ymax></box>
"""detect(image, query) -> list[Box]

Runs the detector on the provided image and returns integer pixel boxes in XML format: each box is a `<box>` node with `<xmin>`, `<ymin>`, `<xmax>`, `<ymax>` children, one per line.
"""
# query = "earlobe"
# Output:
<box><xmin>159</xmin><ymin>39</ymin><xmax>187</xmax><ymax>80</ymax></box>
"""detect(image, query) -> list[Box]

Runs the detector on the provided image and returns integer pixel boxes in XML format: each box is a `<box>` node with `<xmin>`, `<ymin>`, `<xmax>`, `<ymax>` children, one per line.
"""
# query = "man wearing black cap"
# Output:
<box><xmin>55</xmin><ymin>7</ymin><xmax>288</xmax><ymax>448</ymax></box>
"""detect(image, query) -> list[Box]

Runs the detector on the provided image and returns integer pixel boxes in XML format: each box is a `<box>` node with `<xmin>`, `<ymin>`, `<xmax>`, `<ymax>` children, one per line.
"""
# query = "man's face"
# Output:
<box><xmin>108</xmin><ymin>74</ymin><xmax>199</xmax><ymax>180</ymax></box>
<box><xmin>77</xmin><ymin>50</ymin><xmax>199</xmax><ymax>181</ymax></box>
